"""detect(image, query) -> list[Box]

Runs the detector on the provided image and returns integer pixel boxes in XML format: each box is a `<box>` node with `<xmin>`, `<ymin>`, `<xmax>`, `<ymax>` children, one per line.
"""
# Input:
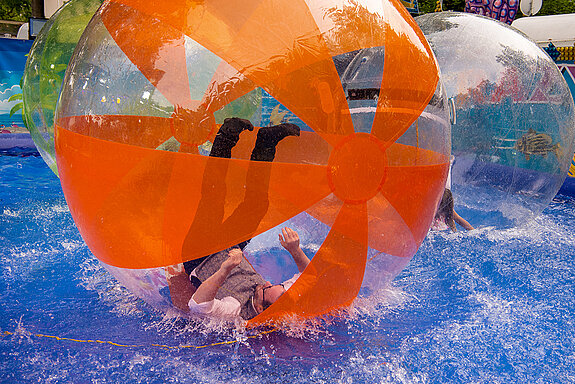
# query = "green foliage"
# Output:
<box><xmin>418</xmin><ymin>0</ymin><xmax>575</xmax><ymax>16</ymax></box>
<box><xmin>418</xmin><ymin>0</ymin><xmax>435</xmax><ymax>13</ymax></box>
<box><xmin>9</xmin><ymin>103</ymin><xmax>22</xmax><ymax>116</ymax></box>
<box><xmin>0</xmin><ymin>0</ymin><xmax>31</xmax><ymax>22</ymax></box>
<box><xmin>8</xmin><ymin>93</ymin><xmax>23</xmax><ymax>117</ymax></box>
<box><xmin>8</xmin><ymin>93</ymin><xmax>22</xmax><ymax>101</ymax></box>
<box><xmin>534</xmin><ymin>0</ymin><xmax>575</xmax><ymax>16</ymax></box>
<box><xmin>418</xmin><ymin>0</ymin><xmax>466</xmax><ymax>13</ymax></box>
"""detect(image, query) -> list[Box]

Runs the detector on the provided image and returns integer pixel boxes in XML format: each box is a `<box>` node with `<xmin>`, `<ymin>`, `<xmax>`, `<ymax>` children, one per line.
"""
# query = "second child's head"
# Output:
<box><xmin>436</xmin><ymin>188</ymin><xmax>456</xmax><ymax>231</ymax></box>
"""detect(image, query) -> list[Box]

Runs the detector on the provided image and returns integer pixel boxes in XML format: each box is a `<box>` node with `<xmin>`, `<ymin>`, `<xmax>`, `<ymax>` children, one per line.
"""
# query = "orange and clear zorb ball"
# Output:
<box><xmin>55</xmin><ymin>0</ymin><xmax>449</xmax><ymax>324</ymax></box>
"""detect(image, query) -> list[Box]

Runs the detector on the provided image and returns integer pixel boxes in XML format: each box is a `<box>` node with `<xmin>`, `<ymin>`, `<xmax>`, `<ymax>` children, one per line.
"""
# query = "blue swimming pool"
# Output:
<box><xmin>2</xmin><ymin>152</ymin><xmax>575</xmax><ymax>383</ymax></box>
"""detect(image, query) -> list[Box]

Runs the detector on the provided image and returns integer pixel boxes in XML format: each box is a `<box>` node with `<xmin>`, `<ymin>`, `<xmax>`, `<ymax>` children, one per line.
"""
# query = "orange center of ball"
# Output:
<box><xmin>327</xmin><ymin>133</ymin><xmax>388</xmax><ymax>203</ymax></box>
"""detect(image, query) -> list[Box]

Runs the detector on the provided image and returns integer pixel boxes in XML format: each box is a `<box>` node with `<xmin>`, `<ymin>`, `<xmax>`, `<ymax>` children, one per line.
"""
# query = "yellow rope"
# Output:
<box><xmin>1</xmin><ymin>328</ymin><xmax>276</xmax><ymax>350</ymax></box>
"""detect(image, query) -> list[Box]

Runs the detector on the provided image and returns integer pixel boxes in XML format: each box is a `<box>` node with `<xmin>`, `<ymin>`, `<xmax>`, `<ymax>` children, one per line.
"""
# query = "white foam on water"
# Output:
<box><xmin>78</xmin><ymin>258</ymin><xmax>147</xmax><ymax>319</ymax></box>
<box><xmin>2</xmin><ymin>208</ymin><xmax>21</xmax><ymax>217</ymax></box>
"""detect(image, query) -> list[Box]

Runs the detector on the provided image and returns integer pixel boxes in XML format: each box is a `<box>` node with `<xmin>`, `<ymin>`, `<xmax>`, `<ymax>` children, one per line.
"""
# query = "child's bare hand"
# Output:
<box><xmin>279</xmin><ymin>227</ymin><xmax>300</xmax><ymax>253</ymax></box>
<box><xmin>221</xmin><ymin>248</ymin><xmax>243</xmax><ymax>273</ymax></box>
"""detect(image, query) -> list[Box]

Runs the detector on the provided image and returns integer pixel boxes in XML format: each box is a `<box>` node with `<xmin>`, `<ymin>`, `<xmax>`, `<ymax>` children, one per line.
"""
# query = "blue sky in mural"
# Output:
<box><xmin>0</xmin><ymin>38</ymin><xmax>32</xmax><ymax>127</ymax></box>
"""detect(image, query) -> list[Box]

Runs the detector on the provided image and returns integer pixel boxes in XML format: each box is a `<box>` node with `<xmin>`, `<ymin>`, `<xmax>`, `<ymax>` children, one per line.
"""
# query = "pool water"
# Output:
<box><xmin>2</xmin><ymin>153</ymin><xmax>575</xmax><ymax>383</ymax></box>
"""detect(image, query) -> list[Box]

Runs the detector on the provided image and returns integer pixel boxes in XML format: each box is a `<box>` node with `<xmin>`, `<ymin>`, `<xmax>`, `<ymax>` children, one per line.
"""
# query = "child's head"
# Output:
<box><xmin>436</xmin><ymin>188</ymin><xmax>456</xmax><ymax>231</ymax></box>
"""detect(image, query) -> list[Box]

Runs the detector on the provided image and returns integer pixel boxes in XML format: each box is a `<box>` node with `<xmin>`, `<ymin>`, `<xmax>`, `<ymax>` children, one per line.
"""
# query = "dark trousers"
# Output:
<box><xmin>182</xmin><ymin>120</ymin><xmax>290</xmax><ymax>277</ymax></box>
